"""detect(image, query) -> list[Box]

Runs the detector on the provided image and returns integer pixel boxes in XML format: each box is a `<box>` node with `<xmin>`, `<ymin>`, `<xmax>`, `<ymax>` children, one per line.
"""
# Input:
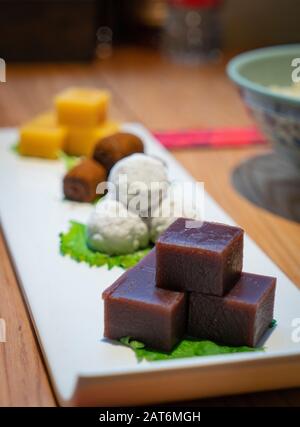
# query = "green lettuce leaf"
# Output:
<box><xmin>11</xmin><ymin>142</ymin><xmax>20</xmax><ymax>153</ymax></box>
<box><xmin>11</xmin><ymin>142</ymin><xmax>80</xmax><ymax>171</ymax></box>
<box><xmin>60</xmin><ymin>221</ymin><xmax>152</xmax><ymax>270</ymax></box>
<box><xmin>120</xmin><ymin>336</ymin><xmax>263</xmax><ymax>362</ymax></box>
<box><xmin>58</xmin><ymin>150</ymin><xmax>80</xmax><ymax>171</ymax></box>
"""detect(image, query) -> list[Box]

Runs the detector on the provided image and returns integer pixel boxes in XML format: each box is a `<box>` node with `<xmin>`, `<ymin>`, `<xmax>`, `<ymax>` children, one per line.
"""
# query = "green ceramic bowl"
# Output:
<box><xmin>227</xmin><ymin>44</ymin><xmax>300</xmax><ymax>165</ymax></box>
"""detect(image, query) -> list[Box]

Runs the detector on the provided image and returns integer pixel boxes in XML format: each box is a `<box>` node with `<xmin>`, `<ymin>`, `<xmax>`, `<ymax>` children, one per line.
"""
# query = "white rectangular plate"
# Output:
<box><xmin>0</xmin><ymin>124</ymin><xmax>300</xmax><ymax>406</ymax></box>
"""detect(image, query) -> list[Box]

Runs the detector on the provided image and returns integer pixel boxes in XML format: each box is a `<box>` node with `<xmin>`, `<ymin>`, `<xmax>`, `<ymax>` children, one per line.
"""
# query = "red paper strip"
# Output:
<box><xmin>153</xmin><ymin>127</ymin><xmax>267</xmax><ymax>149</ymax></box>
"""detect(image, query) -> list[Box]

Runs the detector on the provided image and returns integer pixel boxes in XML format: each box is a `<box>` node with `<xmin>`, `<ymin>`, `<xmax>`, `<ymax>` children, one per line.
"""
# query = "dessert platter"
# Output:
<box><xmin>0</xmin><ymin>88</ymin><xmax>300</xmax><ymax>406</ymax></box>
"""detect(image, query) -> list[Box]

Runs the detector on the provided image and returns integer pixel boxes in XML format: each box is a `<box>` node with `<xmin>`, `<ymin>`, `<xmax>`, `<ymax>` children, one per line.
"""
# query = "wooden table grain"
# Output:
<box><xmin>0</xmin><ymin>47</ymin><xmax>300</xmax><ymax>407</ymax></box>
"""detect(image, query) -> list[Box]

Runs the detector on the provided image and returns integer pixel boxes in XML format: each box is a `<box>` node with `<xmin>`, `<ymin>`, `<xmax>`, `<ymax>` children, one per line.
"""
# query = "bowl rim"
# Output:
<box><xmin>227</xmin><ymin>44</ymin><xmax>300</xmax><ymax>105</ymax></box>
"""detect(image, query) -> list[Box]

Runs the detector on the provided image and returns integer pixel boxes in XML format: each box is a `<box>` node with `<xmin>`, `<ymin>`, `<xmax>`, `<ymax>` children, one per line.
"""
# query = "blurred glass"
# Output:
<box><xmin>162</xmin><ymin>0</ymin><xmax>222</xmax><ymax>64</ymax></box>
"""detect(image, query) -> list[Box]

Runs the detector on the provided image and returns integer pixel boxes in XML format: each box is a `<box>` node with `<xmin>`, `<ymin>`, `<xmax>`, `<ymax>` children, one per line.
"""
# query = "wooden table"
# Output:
<box><xmin>0</xmin><ymin>47</ymin><xmax>300</xmax><ymax>407</ymax></box>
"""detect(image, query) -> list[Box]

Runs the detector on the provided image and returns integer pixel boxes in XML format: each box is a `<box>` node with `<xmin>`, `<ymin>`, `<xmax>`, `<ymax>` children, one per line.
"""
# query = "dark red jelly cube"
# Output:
<box><xmin>102</xmin><ymin>249</ymin><xmax>186</xmax><ymax>352</ymax></box>
<box><xmin>156</xmin><ymin>218</ymin><xmax>244</xmax><ymax>296</ymax></box>
<box><xmin>188</xmin><ymin>272</ymin><xmax>276</xmax><ymax>347</ymax></box>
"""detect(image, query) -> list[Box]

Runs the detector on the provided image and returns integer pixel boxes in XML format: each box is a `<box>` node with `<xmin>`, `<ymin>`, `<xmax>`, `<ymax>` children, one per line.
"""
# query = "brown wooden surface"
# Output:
<box><xmin>0</xmin><ymin>47</ymin><xmax>300</xmax><ymax>407</ymax></box>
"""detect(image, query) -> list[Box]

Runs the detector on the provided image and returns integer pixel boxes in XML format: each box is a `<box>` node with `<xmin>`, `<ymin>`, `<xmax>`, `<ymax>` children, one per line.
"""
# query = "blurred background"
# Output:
<box><xmin>1</xmin><ymin>0</ymin><xmax>300</xmax><ymax>410</ymax></box>
<box><xmin>0</xmin><ymin>0</ymin><xmax>299</xmax><ymax>62</ymax></box>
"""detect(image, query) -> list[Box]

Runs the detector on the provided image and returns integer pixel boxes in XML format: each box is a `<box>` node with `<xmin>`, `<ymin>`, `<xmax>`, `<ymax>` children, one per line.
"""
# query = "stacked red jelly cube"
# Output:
<box><xmin>103</xmin><ymin>218</ymin><xmax>276</xmax><ymax>352</ymax></box>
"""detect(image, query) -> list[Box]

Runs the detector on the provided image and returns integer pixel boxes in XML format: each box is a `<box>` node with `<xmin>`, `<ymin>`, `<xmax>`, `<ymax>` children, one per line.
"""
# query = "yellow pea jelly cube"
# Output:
<box><xmin>19</xmin><ymin>113</ymin><xmax>67</xmax><ymax>159</ymax></box>
<box><xmin>65</xmin><ymin>121</ymin><xmax>119</xmax><ymax>157</ymax></box>
<box><xmin>55</xmin><ymin>88</ymin><xmax>110</xmax><ymax>127</ymax></box>
<box><xmin>28</xmin><ymin>111</ymin><xmax>58</xmax><ymax>127</ymax></box>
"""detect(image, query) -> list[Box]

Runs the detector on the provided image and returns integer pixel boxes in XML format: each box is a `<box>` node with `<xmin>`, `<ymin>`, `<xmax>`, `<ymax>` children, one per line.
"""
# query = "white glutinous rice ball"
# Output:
<box><xmin>108</xmin><ymin>153</ymin><xmax>169</xmax><ymax>218</ymax></box>
<box><xmin>86</xmin><ymin>199</ymin><xmax>149</xmax><ymax>255</ymax></box>
<box><xmin>149</xmin><ymin>184</ymin><xmax>202</xmax><ymax>242</ymax></box>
